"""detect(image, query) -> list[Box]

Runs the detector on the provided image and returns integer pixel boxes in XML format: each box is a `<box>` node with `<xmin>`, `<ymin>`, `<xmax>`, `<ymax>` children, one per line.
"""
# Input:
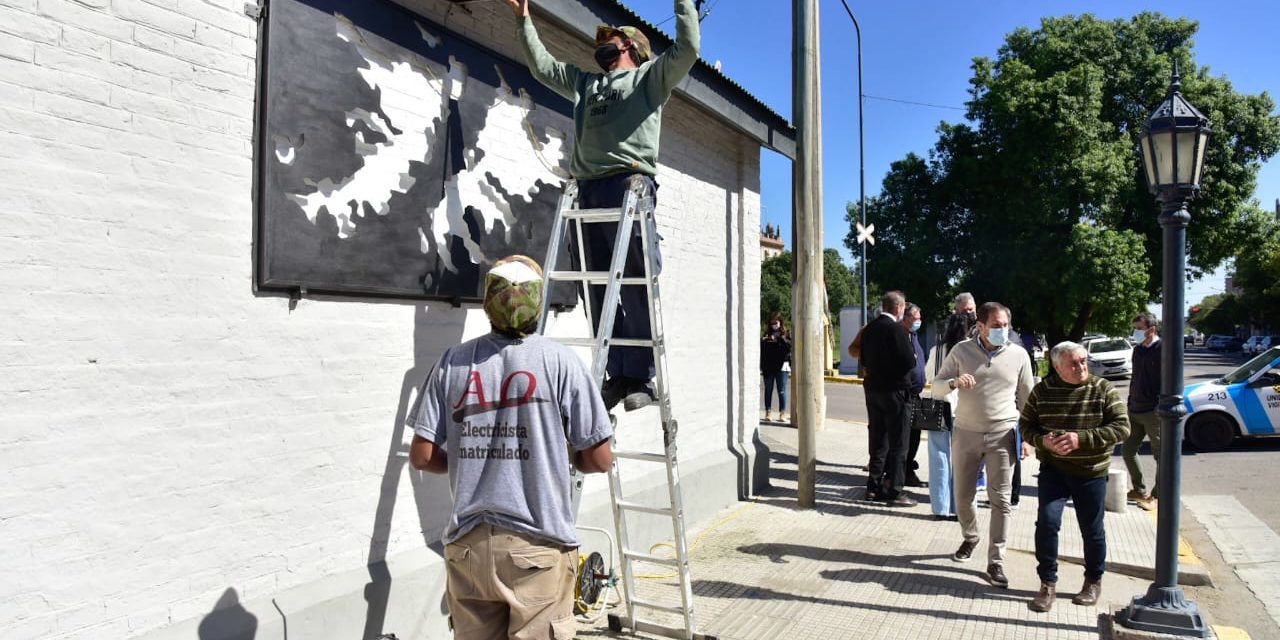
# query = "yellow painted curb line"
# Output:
<box><xmin>824</xmin><ymin>375</ymin><xmax>863</xmax><ymax>385</ymax></box>
<box><xmin>1143</xmin><ymin>505</ymin><xmax>1203</xmax><ymax>566</ymax></box>
<box><xmin>1210</xmin><ymin>625</ymin><xmax>1252</xmax><ymax>639</ymax></box>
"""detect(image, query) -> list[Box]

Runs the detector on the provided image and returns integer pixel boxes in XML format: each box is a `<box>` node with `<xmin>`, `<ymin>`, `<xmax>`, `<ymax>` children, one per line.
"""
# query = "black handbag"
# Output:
<box><xmin>910</xmin><ymin>395</ymin><xmax>951</xmax><ymax>432</ymax></box>
<box><xmin>910</xmin><ymin>337</ymin><xmax>953</xmax><ymax>432</ymax></box>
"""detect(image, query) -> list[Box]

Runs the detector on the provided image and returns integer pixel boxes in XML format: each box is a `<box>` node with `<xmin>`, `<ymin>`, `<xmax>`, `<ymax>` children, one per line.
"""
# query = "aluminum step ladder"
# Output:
<box><xmin>536</xmin><ymin>177</ymin><xmax>715</xmax><ymax>640</ymax></box>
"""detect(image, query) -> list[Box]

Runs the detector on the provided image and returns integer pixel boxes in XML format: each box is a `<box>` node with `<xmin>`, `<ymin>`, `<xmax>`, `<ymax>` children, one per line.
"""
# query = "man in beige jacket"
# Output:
<box><xmin>931</xmin><ymin>302</ymin><xmax>1035</xmax><ymax>589</ymax></box>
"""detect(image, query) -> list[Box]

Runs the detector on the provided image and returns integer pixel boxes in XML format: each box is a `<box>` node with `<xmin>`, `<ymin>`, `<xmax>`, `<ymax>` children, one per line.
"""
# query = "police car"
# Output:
<box><xmin>1183</xmin><ymin>346</ymin><xmax>1280</xmax><ymax>451</ymax></box>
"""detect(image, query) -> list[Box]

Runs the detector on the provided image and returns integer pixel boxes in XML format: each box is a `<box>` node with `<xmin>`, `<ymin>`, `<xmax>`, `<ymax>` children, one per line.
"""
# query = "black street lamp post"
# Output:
<box><xmin>837</xmin><ymin>0</ymin><xmax>867</xmax><ymax>327</ymax></box>
<box><xmin>1116</xmin><ymin>64</ymin><xmax>1212</xmax><ymax>638</ymax></box>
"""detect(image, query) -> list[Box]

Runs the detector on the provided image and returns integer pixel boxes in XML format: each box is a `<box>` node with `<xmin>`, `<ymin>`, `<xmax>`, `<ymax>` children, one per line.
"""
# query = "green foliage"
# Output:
<box><xmin>852</xmin><ymin>12</ymin><xmax>1280</xmax><ymax>343</ymax></box>
<box><xmin>1190</xmin><ymin>293</ymin><xmax>1248</xmax><ymax>335</ymax></box>
<box><xmin>760</xmin><ymin>251</ymin><xmax>792</xmax><ymax>326</ymax></box>
<box><xmin>759</xmin><ymin>249</ymin><xmax>861</xmax><ymax>329</ymax></box>
<box><xmin>823</xmin><ymin>248</ymin><xmax>859</xmax><ymax>317</ymax></box>
<box><xmin>1230</xmin><ymin>209</ymin><xmax>1280</xmax><ymax>328</ymax></box>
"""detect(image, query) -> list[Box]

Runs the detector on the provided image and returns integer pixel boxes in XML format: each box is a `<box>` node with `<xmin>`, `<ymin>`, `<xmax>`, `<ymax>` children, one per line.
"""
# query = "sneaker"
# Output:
<box><xmin>1029</xmin><ymin>582</ymin><xmax>1056</xmax><ymax>612</ymax></box>
<box><xmin>1135</xmin><ymin>496</ymin><xmax>1157</xmax><ymax>511</ymax></box>
<box><xmin>884</xmin><ymin>494</ymin><xmax>915</xmax><ymax>508</ymax></box>
<box><xmin>1071</xmin><ymin>580</ymin><xmax>1102</xmax><ymax>606</ymax></box>
<box><xmin>952</xmin><ymin>539</ymin><xmax>978</xmax><ymax>563</ymax></box>
<box><xmin>1127</xmin><ymin>489</ymin><xmax>1150</xmax><ymax>502</ymax></box>
<box><xmin>622</xmin><ymin>380</ymin><xmax>656</xmax><ymax>412</ymax></box>
<box><xmin>985</xmin><ymin>563</ymin><xmax>1009</xmax><ymax>588</ymax></box>
<box><xmin>601</xmin><ymin>377</ymin><xmax>628</xmax><ymax>411</ymax></box>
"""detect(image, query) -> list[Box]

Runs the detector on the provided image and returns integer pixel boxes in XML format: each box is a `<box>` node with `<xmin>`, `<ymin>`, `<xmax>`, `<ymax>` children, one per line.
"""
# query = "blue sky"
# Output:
<box><xmin>622</xmin><ymin>0</ymin><xmax>1280</xmax><ymax>307</ymax></box>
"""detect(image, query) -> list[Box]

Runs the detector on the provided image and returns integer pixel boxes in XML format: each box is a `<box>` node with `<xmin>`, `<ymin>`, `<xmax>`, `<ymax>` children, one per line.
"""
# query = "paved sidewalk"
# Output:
<box><xmin>576</xmin><ymin>419</ymin><xmax>1223</xmax><ymax>640</ymax></box>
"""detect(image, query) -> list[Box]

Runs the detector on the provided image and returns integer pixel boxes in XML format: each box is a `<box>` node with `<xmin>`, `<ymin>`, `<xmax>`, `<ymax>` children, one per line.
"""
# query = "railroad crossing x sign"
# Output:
<box><xmin>855</xmin><ymin>222</ymin><xmax>875</xmax><ymax>246</ymax></box>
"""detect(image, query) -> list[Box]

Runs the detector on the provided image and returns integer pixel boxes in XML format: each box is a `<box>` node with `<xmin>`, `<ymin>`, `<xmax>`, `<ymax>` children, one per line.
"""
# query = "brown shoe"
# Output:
<box><xmin>1029</xmin><ymin>582</ymin><xmax>1056</xmax><ymax>612</ymax></box>
<box><xmin>1072</xmin><ymin>580</ymin><xmax>1102</xmax><ymax>606</ymax></box>
<box><xmin>984</xmin><ymin>563</ymin><xmax>1009</xmax><ymax>588</ymax></box>
<box><xmin>1135</xmin><ymin>496</ymin><xmax>1157</xmax><ymax>511</ymax></box>
<box><xmin>1126</xmin><ymin>489</ymin><xmax>1149</xmax><ymax>501</ymax></box>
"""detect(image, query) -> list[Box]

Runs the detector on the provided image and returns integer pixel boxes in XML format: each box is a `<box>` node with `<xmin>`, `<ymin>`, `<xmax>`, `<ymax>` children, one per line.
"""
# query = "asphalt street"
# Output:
<box><xmin>814</xmin><ymin>346</ymin><xmax>1280</xmax><ymax>637</ymax></box>
<box><xmin>823</xmin><ymin>346</ymin><xmax>1280</xmax><ymax>531</ymax></box>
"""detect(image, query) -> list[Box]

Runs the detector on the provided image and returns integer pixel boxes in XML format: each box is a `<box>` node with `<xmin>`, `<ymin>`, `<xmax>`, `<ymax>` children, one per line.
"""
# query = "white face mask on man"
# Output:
<box><xmin>1131</xmin><ymin>328</ymin><xmax>1148</xmax><ymax>343</ymax></box>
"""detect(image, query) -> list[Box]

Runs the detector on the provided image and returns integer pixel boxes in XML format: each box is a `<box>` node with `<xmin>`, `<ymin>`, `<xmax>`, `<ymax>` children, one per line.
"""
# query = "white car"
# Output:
<box><xmin>1082</xmin><ymin>336</ymin><xmax>1133</xmax><ymax>379</ymax></box>
<box><xmin>1184</xmin><ymin>346</ymin><xmax>1280</xmax><ymax>451</ymax></box>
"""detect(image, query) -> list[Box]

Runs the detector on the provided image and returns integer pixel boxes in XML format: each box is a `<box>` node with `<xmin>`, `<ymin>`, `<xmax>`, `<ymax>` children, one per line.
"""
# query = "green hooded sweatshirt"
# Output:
<box><xmin>517</xmin><ymin>0</ymin><xmax>700</xmax><ymax>180</ymax></box>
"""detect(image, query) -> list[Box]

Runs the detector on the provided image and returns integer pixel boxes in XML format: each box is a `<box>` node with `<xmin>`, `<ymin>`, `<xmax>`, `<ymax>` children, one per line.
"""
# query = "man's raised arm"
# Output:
<box><xmin>646</xmin><ymin>0</ymin><xmax>701</xmax><ymax>99</ymax></box>
<box><xmin>505</xmin><ymin>0</ymin><xmax>580</xmax><ymax>101</ymax></box>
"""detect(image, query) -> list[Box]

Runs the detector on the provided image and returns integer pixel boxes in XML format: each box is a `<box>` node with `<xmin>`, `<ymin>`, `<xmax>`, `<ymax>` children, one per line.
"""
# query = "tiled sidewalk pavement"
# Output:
<box><xmin>576</xmin><ymin>419</ymin><xmax>1181</xmax><ymax>640</ymax></box>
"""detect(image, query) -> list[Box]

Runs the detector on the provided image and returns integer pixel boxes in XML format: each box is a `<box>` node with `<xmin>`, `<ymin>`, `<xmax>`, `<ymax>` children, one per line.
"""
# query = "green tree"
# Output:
<box><xmin>845</xmin><ymin>153</ymin><xmax>963</xmax><ymax>320</ymax></box>
<box><xmin>856</xmin><ymin>13</ymin><xmax>1280</xmax><ymax>344</ymax></box>
<box><xmin>760</xmin><ymin>249</ymin><xmax>860</xmax><ymax>329</ymax></box>
<box><xmin>823</xmin><ymin>248</ymin><xmax>858</xmax><ymax>317</ymax></box>
<box><xmin>1230</xmin><ymin>210</ymin><xmax>1280</xmax><ymax>330</ymax></box>
<box><xmin>760</xmin><ymin>251</ymin><xmax>792</xmax><ymax>326</ymax></box>
<box><xmin>1190</xmin><ymin>293</ymin><xmax>1247</xmax><ymax>335</ymax></box>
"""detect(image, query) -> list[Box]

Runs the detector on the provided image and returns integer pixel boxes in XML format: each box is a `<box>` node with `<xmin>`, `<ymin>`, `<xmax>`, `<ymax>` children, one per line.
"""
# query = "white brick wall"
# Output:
<box><xmin>0</xmin><ymin>1</ymin><xmax>764</xmax><ymax>638</ymax></box>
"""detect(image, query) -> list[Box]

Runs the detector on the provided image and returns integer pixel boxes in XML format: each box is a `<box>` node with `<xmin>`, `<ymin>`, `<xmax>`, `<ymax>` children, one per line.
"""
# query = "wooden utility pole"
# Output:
<box><xmin>792</xmin><ymin>0</ymin><xmax>824</xmax><ymax>508</ymax></box>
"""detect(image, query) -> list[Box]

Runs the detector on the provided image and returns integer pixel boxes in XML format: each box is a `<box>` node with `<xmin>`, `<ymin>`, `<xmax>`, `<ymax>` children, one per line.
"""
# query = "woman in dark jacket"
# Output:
<box><xmin>760</xmin><ymin>313</ymin><xmax>793</xmax><ymax>422</ymax></box>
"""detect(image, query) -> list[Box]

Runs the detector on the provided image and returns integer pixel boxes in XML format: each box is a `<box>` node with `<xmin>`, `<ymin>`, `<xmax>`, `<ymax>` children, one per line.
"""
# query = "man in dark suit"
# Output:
<box><xmin>860</xmin><ymin>290</ymin><xmax>918</xmax><ymax>506</ymax></box>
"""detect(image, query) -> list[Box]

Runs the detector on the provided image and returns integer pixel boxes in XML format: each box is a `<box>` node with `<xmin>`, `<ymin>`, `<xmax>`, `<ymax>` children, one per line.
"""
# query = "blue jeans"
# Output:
<box><xmin>927</xmin><ymin>430</ymin><xmax>955</xmax><ymax>516</ymax></box>
<box><xmin>1035</xmin><ymin>462</ymin><xmax>1108</xmax><ymax>584</ymax></box>
<box><xmin>576</xmin><ymin>174</ymin><xmax>661</xmax><ymax>381</ymax></box>
<box><xmin>763</xmin><ymin>371</ymin><xmax>789</xmax><ymax>412</ymax></box>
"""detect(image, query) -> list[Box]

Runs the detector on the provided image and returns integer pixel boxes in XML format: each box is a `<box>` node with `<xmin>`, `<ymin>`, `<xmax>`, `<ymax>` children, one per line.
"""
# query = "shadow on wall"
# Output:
<box><xmin>198</xmin><ymin>588</ymin><xmax>258</xmax><ymax>640</ymax></box>
<box><xmin>363</xmin><ymin>302</ymin><xmax>466</xmax><ymax>640</ymax></box>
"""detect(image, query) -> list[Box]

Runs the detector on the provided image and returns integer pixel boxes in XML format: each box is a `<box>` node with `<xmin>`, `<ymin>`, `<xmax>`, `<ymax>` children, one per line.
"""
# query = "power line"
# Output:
<box><xmin>860</xmin><ymin>94</ymin><xmax>962</xmax><ymax>110</ymax></box>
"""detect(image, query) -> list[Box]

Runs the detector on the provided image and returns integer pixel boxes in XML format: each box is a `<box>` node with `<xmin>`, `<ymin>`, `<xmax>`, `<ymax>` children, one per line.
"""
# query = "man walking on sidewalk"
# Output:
<box><xmin>860</xmin><ymin>291</ymin><xmax>918</xmax><ymax>506</ymax></box>
<box><xmin>1020</xmin><ymin>341</ymin><xmax>1129</xmax><ymax>612</ymax></box>
<box><xmin>408</xmin><ymin>255</ymin><xmax>616</xmax><ymax>639</ymax></box>
<box><xmin>1122</xmin><ymin>313</ymin><xmax>1162</xmax><ymax>511</ymax></box>
<box><xmin>931</xmin><ymin>302</ymin><xmax>1034</xmax><ymax>588</ymax></box>
<box><xmin>505</xmin><ymin>0</ymin><xmax>699</xmax><ymax>412</ymax></box>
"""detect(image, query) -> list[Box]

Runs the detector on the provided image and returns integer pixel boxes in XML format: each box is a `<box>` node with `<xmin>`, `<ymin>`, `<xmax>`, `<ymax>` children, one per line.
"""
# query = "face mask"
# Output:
<box><xmin>911</xmin><ymin>320</ymin><xmax>922</xmax><ymax>333</ymax></box>
<box><xmin>965</xmin><ymin>311</ymin><xmax>977</xmax><ymax>323</ymax></box>
<box><xmin>594</xmin><ymin>43</ymin><xmax>622</xmax><ymax>70</ymax></box>
<box><xmin>986</xmin><ymin>327</ymin><xmax>1008</xmax><ymax>346</ymax></box>
<box><xmin>1132</xmin><ymin>329</ymin><xmax>1147</xmax><ymax>343</ymax></box>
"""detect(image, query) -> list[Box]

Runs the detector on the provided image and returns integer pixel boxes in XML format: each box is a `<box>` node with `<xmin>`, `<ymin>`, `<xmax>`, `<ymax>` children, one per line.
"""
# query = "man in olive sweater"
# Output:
<box><xmin>1020</xmin><ymin>341</ymin><xmax>1130</xmax><ymax>613</ymax></box>
<box><xmin>505</xmin><ymin>0</ymin><xmax>699</xmax><ymax>412</ymax></box>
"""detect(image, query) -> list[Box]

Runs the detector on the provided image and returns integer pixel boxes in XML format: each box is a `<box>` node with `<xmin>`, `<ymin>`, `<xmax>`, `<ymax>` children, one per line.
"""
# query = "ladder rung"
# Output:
<box><xmin>562</xmin><ymin>207</ymin><xmax>625</xmax><ymax>223</ymax></box>
<box><xmin>547</xmin><ymin>270</ymin><xmax>648</xmax><ymax>285</ymax></box>
<box><xmin>623</xmin><ymin>550</ymin><xmax>680</xmax><ymax>567</ymax></box>
<box><xmin>629</xmin><ymin>597</ymin><xmax>687</xmax><ymax>614</ymax></box>
<box><xmin>609</xmin><ymin>337</ymin><xmax>657</xmax><ymax>347</ymax></box>
<box><xmin>547</xmin><ymin>337</ymin><xmax>658</xmax><ymax>349</ymax></box>
<box><xmin>615</xmin><ymin>500</ymin><xmax>674</xmax><ymax>516</ymax></box>
<box><xmin>612</xmin><ymin>449</ymin><xmax>668</xmax><ymax>463</ymax></box>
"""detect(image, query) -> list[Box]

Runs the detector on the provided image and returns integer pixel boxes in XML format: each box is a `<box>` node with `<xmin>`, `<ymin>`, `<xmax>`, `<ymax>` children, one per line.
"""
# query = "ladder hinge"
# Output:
<box><xmin>244</xmin><ymin>0</ymin><xmax>265</xmax><ymax>20</ymax></box>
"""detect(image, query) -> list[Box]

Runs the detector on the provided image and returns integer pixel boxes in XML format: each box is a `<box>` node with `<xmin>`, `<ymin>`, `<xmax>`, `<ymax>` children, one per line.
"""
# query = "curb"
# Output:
<box><xmin>824</xmin><ymin>375</ymin><xmax>863</xmax><ymax>385</ymax></box>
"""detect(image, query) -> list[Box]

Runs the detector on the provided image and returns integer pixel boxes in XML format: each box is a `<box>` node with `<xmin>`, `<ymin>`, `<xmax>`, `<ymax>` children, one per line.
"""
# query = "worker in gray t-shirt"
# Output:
<box><xmin>409</xmin><ymin>254</ymin><xmax>613</xmax><ymax>639</ymax></box>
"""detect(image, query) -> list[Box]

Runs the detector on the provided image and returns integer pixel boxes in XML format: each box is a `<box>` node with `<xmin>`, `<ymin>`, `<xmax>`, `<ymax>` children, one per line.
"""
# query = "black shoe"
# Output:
<box><xmin>904</xmin><ymin>471</ymin><xmax>928</xmax><ymax>488</ymax></box>
<box><xmin>865</xmin><ymin>483</ymin><xmax>882</xmax><ymax>502</ymax></box>
<box><xmin>601</xmin><ymin>377</ymin><xmax>628</xmax><ymax>411</ymax></box>
<box><xmin>622</xmin><ymin>380</ymin><xmax>656</xmax><ymax>412</ymax></box>
<box><xmin>985</xmin><ymin>563</ymin><xmax>1009</xmax><ymax>588</ymax></box>
<box><xmin>952</xmin><ymin>539</ymin><xmax>978</xmax><ymax>563</ymax></box>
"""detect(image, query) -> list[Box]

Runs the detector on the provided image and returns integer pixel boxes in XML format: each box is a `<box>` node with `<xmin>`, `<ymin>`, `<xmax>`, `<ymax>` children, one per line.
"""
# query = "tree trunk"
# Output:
<box><xmin>1068</xmin><ymin>301</ymin><xmax>1095</xmax><ymax>341</ymax></box>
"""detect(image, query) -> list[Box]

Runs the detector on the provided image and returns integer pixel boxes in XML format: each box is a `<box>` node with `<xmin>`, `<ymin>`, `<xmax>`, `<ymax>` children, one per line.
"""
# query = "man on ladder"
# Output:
<box><xmin>503</xmin><ymin>0</ymin><xmax>700</xmax><ymax>411</ymax></box>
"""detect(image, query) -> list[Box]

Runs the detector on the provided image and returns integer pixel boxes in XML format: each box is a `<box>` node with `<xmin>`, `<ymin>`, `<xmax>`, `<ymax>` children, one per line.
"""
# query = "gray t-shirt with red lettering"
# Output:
<box><xmin>409</xmin><ymin>333</ymin><xmax>612</xmax><ymax>546</ymax></box>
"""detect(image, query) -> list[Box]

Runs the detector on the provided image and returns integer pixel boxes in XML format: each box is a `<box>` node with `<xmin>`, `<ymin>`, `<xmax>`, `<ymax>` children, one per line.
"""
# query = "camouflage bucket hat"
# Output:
<box><xmin>483</xmin><ymin>255</ymin><xmax>545</xmax><ymax>337</ymax></box>
<box><xmin>595</xmin><ymin>24</ymin><xmax>652</xmax><ymax>62</ymax></box>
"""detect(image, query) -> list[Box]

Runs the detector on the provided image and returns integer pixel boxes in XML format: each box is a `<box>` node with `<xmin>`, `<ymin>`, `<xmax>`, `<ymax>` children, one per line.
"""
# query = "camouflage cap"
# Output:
<box><xmin>483</xmin><ymin>255</ymin><xmax>545</xmax><ymax>337</ymax></box>
<box><xmin>595</xmin><ymin>24</ymin><xmax>652</xmax><ymax>62</ymax></box>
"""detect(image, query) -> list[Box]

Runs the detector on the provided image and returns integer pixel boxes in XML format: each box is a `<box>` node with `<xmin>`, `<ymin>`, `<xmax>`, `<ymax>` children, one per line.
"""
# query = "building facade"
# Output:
<box><xmin>0</xmin><ymin>0</ymin><xmax>793</xmax><ymax>637</ymax></box>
